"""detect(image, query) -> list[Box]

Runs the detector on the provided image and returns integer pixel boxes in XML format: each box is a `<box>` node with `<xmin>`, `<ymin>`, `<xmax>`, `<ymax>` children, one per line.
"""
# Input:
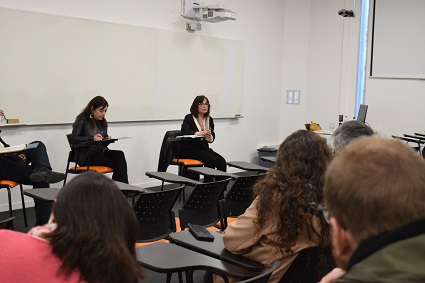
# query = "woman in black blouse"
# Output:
<box><xmin>180</xmin><ymin>95</ymin><xmax>227</xmax><ymax>180</ymax></box>
<box><xmin>70</xmin><ymin>96</ymin><xmax>128</xmax><ymax>183</ymax></box>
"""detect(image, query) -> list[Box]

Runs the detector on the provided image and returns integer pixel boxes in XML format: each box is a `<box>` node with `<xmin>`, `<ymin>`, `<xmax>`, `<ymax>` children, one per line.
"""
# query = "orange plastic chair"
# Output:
<box><xmin>0</xmin><ymin>180</ymin><xmax>27</xmax><ymax>227</ymax></box>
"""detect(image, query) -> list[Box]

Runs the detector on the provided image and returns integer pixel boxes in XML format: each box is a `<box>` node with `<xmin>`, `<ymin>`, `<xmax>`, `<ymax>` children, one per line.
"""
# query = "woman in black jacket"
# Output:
<box><xmin>180</xmin><ymin>95</ymin><xmax>227</xmax><ymax>180</ymax></box>
<box><xmin>70</xmin><ymin>96</ymin><xmax>128</xmax><ymax>183</ymax></box>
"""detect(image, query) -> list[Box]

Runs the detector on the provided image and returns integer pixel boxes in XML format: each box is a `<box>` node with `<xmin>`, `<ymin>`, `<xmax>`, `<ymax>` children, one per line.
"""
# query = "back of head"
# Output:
<box><xmin>330</xmin><ymin>120</ymin><xmax>374</xmax><ymax>152</ymax></box>
<box><xmin>49</xmin><ymin>172</ymin><xmax>143</xmax><ymax>283</ymax></box>
<box><xmin>324</xmin><ymin>136</ymin><xmax>425</xmax><ymax>243</ymax></box>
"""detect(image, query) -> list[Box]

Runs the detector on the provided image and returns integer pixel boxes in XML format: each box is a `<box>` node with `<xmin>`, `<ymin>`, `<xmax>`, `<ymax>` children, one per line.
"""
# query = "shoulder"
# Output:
<box><xmin>183</xmin><ymin>114</ymin><xmax>194</xmax><ymax>121</ymax></box>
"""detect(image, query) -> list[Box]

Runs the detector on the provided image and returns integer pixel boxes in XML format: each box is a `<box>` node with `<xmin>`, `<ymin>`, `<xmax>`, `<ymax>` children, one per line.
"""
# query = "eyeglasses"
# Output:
<box><xmin>198</xmin><ymin>103</ymin><xmax>210</xmax><ymax>107</ymax></box>
<box><xmin>317</xmin><ymin>204</ymin><xmax>331</xmax><ymax>224</ymax></box>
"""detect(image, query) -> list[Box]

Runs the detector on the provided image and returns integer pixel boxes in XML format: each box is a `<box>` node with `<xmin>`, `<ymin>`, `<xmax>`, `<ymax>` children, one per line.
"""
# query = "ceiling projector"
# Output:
<box><xmin>181</xmin><ymin>0</ymin><xmax>236</xmax><ymax>23</ymax></box>
<box><xmin>338</xmin><ymin>9</ymin><xmax>355</xmax><ymax>18</ymax></box>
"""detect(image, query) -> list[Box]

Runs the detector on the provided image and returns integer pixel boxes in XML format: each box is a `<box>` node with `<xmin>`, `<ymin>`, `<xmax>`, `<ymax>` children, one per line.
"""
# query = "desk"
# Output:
<box><xmin>136</xmin><ymin>242</ymin><xmax>257</xmax><ymax>283</ymax></box>
<box><xmin>169</xmin><ymin>230</ymin><xmax>264</xmax><ymax>272</ymax></box>
<box><xmin>23</xmin><ymin>182</ymin><xmax>151</xmax><ymax>202</ymax></box>
<box><xmin>188</xmin><ymin>167</ymin><xmax>239</xmax><ymax>181</ymax></box>
<box><xmin>226</xmin><ymin>161</ymin><xmax>269</xmax><ymax>173</ymax></box>
<box><xmin>145</xmin><ymin>171</ymin><xmax>201</xmax><ymax>188</ymax></box>
<box><xmin>23</xmin><ymin>188</ymin><xmax>60</xmax><ymax>202</ymax></box>
<box><xmin>259</xmin><ymin>156</ymin><xmax>276</xmax><ymax>164</ymax></box>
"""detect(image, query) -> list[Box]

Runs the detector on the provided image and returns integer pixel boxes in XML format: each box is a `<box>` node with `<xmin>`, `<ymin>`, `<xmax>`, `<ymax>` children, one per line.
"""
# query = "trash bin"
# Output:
<box><xmin>257</xmin><ymin>146</ymin><xmax>278</xmax><ymax>168</ymax></box>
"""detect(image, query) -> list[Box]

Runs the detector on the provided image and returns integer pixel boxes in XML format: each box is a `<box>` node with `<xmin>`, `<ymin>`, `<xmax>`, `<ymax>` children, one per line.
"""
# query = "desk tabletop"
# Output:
<box><xmin>188</xmin><ymin>167</ymin><xmax>239</xmax><ymax>180</ymax></box>
<box><xmin>115</xmin><ymin>181</ymin><xmax>153</xmax><ymax>193</ymax></box>
<box><xmin>136</xmin><ymin>242</ymin><xmax>257</xmax><ymax>280</ymax></box>
<box><xmin>169</xmin><ymin>230</ymin><xmax>264</xmax><ymax>272</ymax></box>
<box><xmin>145</xmin><ymin>171</ymin><xmax>201</xmax><ymax>186</ymax></box>
<box><xmin>227</xmin><ymin>161</ymin><xmax>269</xmax><ymax>172</ymax></box>
<box><xmin>23</xmin><ymin>188</ymin><xmax>61</xmax><ymax>202</ymax></box>
<box><xmin>260</xmin><ymin>156</ymin><xmax>276</xmax><ymax>164</ymax></box>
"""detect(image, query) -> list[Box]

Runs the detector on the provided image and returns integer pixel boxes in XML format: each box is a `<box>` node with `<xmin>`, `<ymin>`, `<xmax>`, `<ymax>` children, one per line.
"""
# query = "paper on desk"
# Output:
<box><xmin>0</xmin><ymin>144</ymin><xmax>27</xmax><ymax>154</ymax></box>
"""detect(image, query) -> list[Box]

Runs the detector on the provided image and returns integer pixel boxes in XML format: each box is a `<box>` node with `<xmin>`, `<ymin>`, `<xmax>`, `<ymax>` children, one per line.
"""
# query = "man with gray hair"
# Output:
<box><xmin>329</xmin><ymin>120</ymin><xmax>374</xmax><ymax>152</ymax></box>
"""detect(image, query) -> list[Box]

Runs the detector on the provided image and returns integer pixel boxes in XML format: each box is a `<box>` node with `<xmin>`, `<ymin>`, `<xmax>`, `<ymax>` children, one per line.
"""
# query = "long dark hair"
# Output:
<box><xmin>253</xmin><ymin>130</ymin><xmax>333</xmax><ymax>277</ymax></box>
<box><xmin>189</xmin><ymin>95</ymin><xmax>210</xmax><ymax>117</ymax></box>
<box><xmin>79</xmin><ymin>96</ymin><xmax>109</xmax><ymax>128</ymax></box>
<box><xmin>47</xmin><ymin>172</ymin><xmax>144</xmax><ymax>283</ymax></box>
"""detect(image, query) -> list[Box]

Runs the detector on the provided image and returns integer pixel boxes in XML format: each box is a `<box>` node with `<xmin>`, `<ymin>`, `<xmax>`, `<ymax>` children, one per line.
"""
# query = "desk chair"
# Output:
<box><xmin>219</xmin><ymin>173</ymin><xmax>266</xmax><ymax>231</ymax></box>
<box><xmin>239</xmin><ymin>261</ymin><xmax>280</xmax><ymax>283</ymax></box>
<box><xmin>392</xmin><ymin>135</ymin><xmax>424</xmax><ymax>155</ymax></box>
<box><xmin>0</xmin><ymin>216</ymin><xmax>15</xmax><ymax>229</ymax></box>
<box><xmin>178</xmin><ymin>178</ymin><xmax>231</xmax><ymax>231</ymax></box>
<box><xmin>158</xmin><ymin>130</ymin><xmax>204</xmax><ymax>179</ymax></box>
<box><xmin>64</xmin><ymin>134</ymin><xmax>113</xmax><ymax>185</ymax></box>
<box><xmin>0</xmin><ymin>180</ymin><xmax>27</xmax><ymax>228</ymax></box>
<box><xmin>278</xmin><ymin>246</ymin><xmax>335</xmax><ymax>283</ymax></box>
<box><xmin>133</xmin><ymin>186</ymin><xmax>184</xmax><ymax>243</ymax></box>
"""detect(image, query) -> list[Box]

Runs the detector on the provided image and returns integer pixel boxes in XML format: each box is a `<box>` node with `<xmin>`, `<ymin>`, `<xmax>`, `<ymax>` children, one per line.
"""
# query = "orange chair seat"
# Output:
<box><xmin>68</xmin><ymin>166</ymin><xmax>114</xmax><ymax>173</ymax></box>
<box><xmin>0</xmin><ymin>180</ymin><xmax>18</xmax><ymax>188</ymax></box>
<box><xmin>172</xmin><ymin>158</ymin><xmax>204</xmax><ymax>166</ymax></box>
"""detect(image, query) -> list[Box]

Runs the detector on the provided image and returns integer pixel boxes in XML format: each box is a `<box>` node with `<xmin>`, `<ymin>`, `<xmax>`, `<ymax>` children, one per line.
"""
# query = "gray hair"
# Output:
<box><xmin>330</xmin><ymin>120</ymin><xmax>374</xmax><ymax>151</ymax></box>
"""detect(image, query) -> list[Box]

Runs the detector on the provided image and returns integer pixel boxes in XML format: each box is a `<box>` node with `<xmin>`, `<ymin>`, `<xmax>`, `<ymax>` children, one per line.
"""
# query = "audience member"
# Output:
<box><xmin>320</xmin><ymin>137</ymin><xmax>425</xmax><ymax>282</ymax></box>
<box><xmin>71</xmin><ymin>96</ymin><xmax>129</xmax><ymax>183</ymax></box>
<box><xmin>0</xmin><ymin>172</ymin><xmax>144</xmax><ymax>283</ymax></box>
<box><xmin>329</xmin><ymin>120</ymin><xmax>374</xmax><ymax>152</ymax></box>
<box><xmin>219</xmin><ymin>130</ymin><xmax>334</xmax><ymax>283</ymax></box>
<box><xmin>0</xmin><ymin>109</ymin><xmax>65</xmax><ymax>225</ymax></box>
<box><xmin>180</xmin><ymin>95</ymin><xmax>226</xmax><ymax>181</ymax></box>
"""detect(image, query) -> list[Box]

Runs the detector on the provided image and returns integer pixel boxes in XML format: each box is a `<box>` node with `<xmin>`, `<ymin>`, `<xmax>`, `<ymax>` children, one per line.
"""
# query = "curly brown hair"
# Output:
<box><xmin>253</xmin><ymin>130</ymin><xmax>334</xmax><ymax>276</ymax></box>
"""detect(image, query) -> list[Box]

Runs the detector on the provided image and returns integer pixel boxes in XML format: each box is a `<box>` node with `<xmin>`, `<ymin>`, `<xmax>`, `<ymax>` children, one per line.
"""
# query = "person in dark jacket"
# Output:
<box><xmin>179</xmin><ymin>95</ymin><xmax>226</xmax><ymax>181</ymax></box>
<box><xmin>70</xmin><ymin>96</ymin><xmax>128</xmax><ymax>183</ymax></box>
<box><xmin>319</xmin><ymin>136</ymin><xmax>425</xmax><ymax>283</ymax></box>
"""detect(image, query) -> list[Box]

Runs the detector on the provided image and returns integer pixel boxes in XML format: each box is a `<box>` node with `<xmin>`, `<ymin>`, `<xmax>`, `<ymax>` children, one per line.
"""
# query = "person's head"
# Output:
<box><xmin>329</xmin><ymin>121</ymin><xmax>374</xmax><ymax>152</ymax></box>
<box><xmin>253</xmin><ymin>130</ymin><xmax>333</xmax><ymax>271</ymax></box>
<box><xmin>324</xmin><ymin>136</ymin><xmax>425</xmax><ymax>268</ymax></box>
<box><xmin>47</xmin><ymin>172</ymin><xmax>143</xmax><ymax>283</ymax></box>
<box><xmin>190</xmin><ymin>95</ymin><xmax>210</xmax><ymax>118</ymax></box>
<box><xmin>80</xmin><ymin>96</ymin><xmax>109</xmax><ymax>125</ymax></box>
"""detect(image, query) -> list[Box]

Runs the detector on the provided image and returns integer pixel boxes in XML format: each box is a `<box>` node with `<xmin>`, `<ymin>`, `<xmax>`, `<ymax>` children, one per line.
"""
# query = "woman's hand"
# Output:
<box><xmin>94</xmin><ymin>134</ymin><xmax>103</xmax><ymax>141</ymax></box>
<box><xmin>205</xmin><ymin>130</ymin><xmax>214</xmax><ymax>142</ymax></box>
<box><xmin>196</xmin><ymin>129</ymin><xmax>210</xmax><ymax>136</ymax></box>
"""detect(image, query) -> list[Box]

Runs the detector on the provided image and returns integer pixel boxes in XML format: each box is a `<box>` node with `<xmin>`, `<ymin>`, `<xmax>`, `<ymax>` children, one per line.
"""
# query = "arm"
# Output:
<box><xmin>70</xmin><ymin>116</ymin><xmax>93</xmax><ymax>144</ymax></box>
<box><xmin>181</xmin><ymin>114</ymin><xmax>197</xmax><ymax>135</ymax></box>
<box><xmin>222</xmin><ymin>198</ymin><xmax>262</xmax><ymax>255</ymax></box>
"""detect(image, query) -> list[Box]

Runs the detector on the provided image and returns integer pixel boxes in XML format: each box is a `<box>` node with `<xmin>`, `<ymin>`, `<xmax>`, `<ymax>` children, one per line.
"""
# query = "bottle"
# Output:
<box><xmin>343</xmin><ymin>115</ymin><xmax>348</xmax><ymax>123</ymax></box>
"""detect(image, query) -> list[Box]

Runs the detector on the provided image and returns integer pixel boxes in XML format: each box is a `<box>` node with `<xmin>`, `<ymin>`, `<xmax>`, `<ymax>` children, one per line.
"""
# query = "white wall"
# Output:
<box><xmin>3</xmin><ymin>0</ymin><xmax>422</xmax><ymax>213</ymax></box>
<box><xmin>0</xmin><ymin>0</ymin><xmax>286</xmax><ymax>211</ymax></box>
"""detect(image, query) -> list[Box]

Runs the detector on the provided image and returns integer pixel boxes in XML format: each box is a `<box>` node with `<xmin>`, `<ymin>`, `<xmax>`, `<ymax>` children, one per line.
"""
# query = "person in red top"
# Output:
<box><xmin>0</xmin><ymin>172</ymin><xmax>144</xmax><ymax>283</ymax></box>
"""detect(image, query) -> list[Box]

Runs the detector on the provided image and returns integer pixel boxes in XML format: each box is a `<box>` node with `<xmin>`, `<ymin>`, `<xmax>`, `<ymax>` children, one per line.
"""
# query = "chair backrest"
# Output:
<box><xmin>278</xmin><ymin>246</ymin><xmax>334</xmax><ymax>283</ymax></box>
<box><xmin>133</xmin><ymin>186</ymin><xmax>184</xmax><ymax>242</ymax></box>
<box><xmin>0</xmin><ymin>216</ymin><xmax>15</xmax><ymax>229</ymax></box>
<box><xmin>178</xmin><ymin>178</ymin><xmax>231</xmax><ymax>230</ymax></box>
<box><xmin>239</xmin><ymin>261</ymin><xmax>280</xmax><ymax>283</ymax></box>
<box><xmin>157</xmin><ymin>130</ymin><xmax>181</xmax><ymax>172</ymax></box>
<box><xmin>219</xmin><ymin>173</ymin><xmax>266</xmax><ymax>230</ymax></box>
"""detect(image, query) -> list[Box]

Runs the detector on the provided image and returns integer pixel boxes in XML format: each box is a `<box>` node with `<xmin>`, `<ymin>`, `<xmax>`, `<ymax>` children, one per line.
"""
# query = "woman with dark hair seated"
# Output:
<box><xmin>217</xmin><ymin>130</ymin><xmax>334</xmax><ymax>283</ymax></box>
<box><xmin>71</xmin><ymin>96</ymin><xmax>129</xmax><ymax>183</ymax></box>
<box><xmin>180</xmin><ymin>95</ymin><xmax>226</xmax><ymax>181</ymax></box>
<box><xmin>0</xmin><ymin>172</ymin><xmax>144</xmax><ymax>283</ymax></box>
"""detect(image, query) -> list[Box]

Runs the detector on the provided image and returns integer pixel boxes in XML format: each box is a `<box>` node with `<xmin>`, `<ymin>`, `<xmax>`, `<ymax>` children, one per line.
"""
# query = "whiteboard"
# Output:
<box><xmin>370</xmin><ymin>0</ymin><xmax>425</xmax><ymax>79</ymax></box>
<box><xmin>0</xmin><ymin>8</ymin><xmax>244</xmax><ymax>124</ymax></box>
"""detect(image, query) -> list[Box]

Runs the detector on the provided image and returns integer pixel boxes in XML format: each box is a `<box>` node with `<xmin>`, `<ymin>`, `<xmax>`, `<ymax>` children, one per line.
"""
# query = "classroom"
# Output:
<box><xmin>1</xmin><ymin>0</ymin><xmax>424</xmax><ymax>223</ymax></box>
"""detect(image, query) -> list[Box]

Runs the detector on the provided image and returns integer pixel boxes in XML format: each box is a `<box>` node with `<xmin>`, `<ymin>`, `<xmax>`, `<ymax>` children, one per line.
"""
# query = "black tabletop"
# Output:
<box><xmin>145</xmin><ymin>171</ymin><xmax>201</xmax><ymax>186</ymax></box>
<box><xmin>188</xmin><ymin>167</ymin><xmax>239</xmax><ymax>180</ymax></box>
<box><xmin>169</xmin><ymin>230</ymin><xmax>264</xmax><ymax>272</ymax></box>
<box><xmin>136</xmin><ymin>242</ymin><xmax>257</xmax><ymax>282</ymax></box>
<box><xmin>227</xmin><ymin>161</ymin><xmax>269</xmax><ymax>172</ymax></box>
<box><xmin>23</xmin><ymin>188</ymin><xmax>61</xmax><ymax>202</ymax></box>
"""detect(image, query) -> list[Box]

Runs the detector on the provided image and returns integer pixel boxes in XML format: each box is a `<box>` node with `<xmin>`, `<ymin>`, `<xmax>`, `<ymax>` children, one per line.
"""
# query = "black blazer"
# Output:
<box><xmin>180</xmin><ymin>114</ymin><xmax>216</xmax><ymax>151</ymax></box>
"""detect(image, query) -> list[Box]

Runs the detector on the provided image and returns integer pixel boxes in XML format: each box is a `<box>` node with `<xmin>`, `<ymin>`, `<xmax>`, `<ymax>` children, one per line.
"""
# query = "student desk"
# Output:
<box><xmin>226</xmin><ymin>161</ymin><xmax>269</xmax><ymax>173</ymax></box>
<box><xmin>23</xmin><ymin>182</ymin><xmax>152</xmax><ymax>202</ymax></box>
<box><xmin>188</xmin><ymin>167</ymin><xmax>239</xmax><ymax>181</ymax></box>
<box><xmin>136</xmin><ymin>242</ymin><xmax>257</xmax><ymax>283</ymax></box>
<box><xmin>259</xmin><ymin>156</ymin><xmax>276</xmax><ymax>164</ymax></box>
<box><xmin>169</xmin><ymin>230</ymin><xmax>264</xmax><ymax>272</ymax></box>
